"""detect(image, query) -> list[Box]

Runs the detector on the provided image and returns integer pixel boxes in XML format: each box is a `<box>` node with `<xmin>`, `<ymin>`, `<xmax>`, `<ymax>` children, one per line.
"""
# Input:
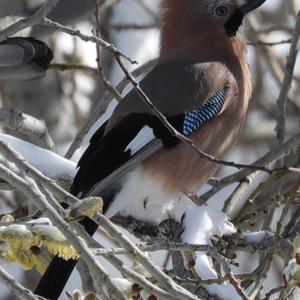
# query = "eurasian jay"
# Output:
<box><xmin>36</xmin><ymin>0</ymin><xmax>265</xmax><ymax>298</ymax></box>
<box><xmin>0</xmin><ymin>37</ymin><xmax>52</xmax><ymax>80</ymax></box>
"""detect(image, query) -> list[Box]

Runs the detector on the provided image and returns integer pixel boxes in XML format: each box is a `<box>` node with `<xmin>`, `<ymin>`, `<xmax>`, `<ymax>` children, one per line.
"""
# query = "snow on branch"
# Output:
<box><xmin>0</xmin><ymin>134</ymin><xmax>75</xmax><ymax>182</ymax></box>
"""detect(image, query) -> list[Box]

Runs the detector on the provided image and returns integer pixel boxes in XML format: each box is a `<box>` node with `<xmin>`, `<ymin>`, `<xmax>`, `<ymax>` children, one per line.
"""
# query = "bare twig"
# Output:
<box><xmin>202</xmin><ymin>133</ymin><xmax>300</xmax><ymax>205</ymax></box>
<box><xmin>50</xmin><ymin>63</ymin><xmax>98</xmax><ymax>74</ymax></box>
<box><xmin>249</xmin><ymin>185</ymin><xmax>297</xmax><ymax>299</ymax></box>
<box><xmin>110</xmin><ymin>22</ymin><xmax>159</xmax><ymax>31</ymax></box>
<box><xmin>0</xmin><ymin>265</ymin><xmax>46</xmax><ymax>300</ymax></box>
<box><xmin>93</xmin><ymin>212</ymin><xmax>200</xmax><ymax>300</ymax></box>
<box><xmin>76</xmin><ymin>260</ymin><xmax>96</xmax><ymax>294</ymax></box>
<box><xmin>0</xmin><ymin>0</ymin><xmax>61</xmax><ymax>41</ymax></box>
<box><xmin>104</xmin><ymin>254</ymin><xmax>176</xmax><ymax>300</ymax></box>
<box><xmin>94</xmin><ymin>0</ymin><xmax>122</xmax><ymax>101</ymax></box>
<box><xmin>248</xmin><ymin>38</ymin><xmax>292</xmax><ymax>47</ymax></box>
<box><xmin>0</xmin><ymin>140</ymin><xmax>200</xmax><ymax>300</ymax></box>
<box><xmin>65</xmin><ymin>59</ymin><xmax>156</xmax><ymax>159</ymax></box>
<box><xmin>133</xmin><ymin>0</ymin><xmax>159</xmax><ymax>20</ymax></box>
<box><xmin>0</xmin><ymin>161</ymin><xmax>127</xmax><ymax>300</ymax></box>
<box><xmin>228</xmin><ymin>272</ymin><xmax>250</xmax><ymax>300</ymax></box>
<box><xmin>93</xmin><ymin>242</ymin><xmax>214</xmax><ymax>256</ymax></box>
<box><xmin>275</xmin><ymin>12</ymin><xmax>300</xmax><ymax>144</ymax></box>
<box><xmin>40</xmin><ymin>17</ymin><xmax>136</xmax><ymax>64</ymax></box>
<box><xmin>114</xmin><ymin>53</ymin><xmax>299</xmax><ymax>174</ymax></box>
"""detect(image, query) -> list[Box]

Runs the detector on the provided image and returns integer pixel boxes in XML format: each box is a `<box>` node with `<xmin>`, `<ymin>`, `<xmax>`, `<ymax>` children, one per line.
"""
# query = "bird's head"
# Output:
<box><xmin>160</xmin><ymin>0</ymin><xmax>266</xmax><ymax>59</ymax></box>
<box><xmin>224</xmin><ymin>0</ymin><xmax>266</xmax><ymax>36</ymax></box>
<box><xmin>162</xmin><ymin>0</ymin><xmax>266</xmax><ymax>35</ymax></box>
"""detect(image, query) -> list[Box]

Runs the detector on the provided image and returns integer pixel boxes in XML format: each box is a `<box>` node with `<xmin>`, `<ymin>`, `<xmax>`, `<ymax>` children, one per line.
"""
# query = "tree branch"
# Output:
<box><xmin>0</xmin><ymin>0</ymin><xmax>62</xmax><ymax>41</ymax></box>
<box><xmin>275</xmin><ymin>11</ymin><xmax>300</xmax><ymax>144</ymax></box>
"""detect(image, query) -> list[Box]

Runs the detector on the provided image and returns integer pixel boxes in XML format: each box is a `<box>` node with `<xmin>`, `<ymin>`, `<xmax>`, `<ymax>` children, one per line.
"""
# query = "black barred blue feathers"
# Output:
<box><xmin>183</xmin><ymin>90</ymin><xmax>226</xmax><ymax>135</ymax></box>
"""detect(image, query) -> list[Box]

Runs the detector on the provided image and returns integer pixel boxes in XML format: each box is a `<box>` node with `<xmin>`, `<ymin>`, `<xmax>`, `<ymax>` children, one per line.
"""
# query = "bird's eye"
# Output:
<box><xmin>214</xmin><ymin>5</ymin><xmax>229</xmax><ymax>17</ymax></box>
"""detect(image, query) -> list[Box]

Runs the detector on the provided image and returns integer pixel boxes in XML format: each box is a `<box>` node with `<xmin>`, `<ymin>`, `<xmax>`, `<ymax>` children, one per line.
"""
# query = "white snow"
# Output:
<box><xmin>0</xmin><ymin>134</ymin><xmax>76</xmax><ymax>181</ymax></box>
<box><xmin>110</xmin><ymin>0</ymin><xmax>159</xmax><ymax>84</ymax></box>
<box><xmin>26</xmin><ymin>217</ymin><xmax>52</xmax><ymax>226</ymax></box>
<box><xmin>283</xmin><ymin>259</ymin><xmax>300</xmax><ymax>299</ymax></box>
<box><xmin>105</xmin><ymin>169</ymin><xmax>242</xmax><ymax>299</ymax></box>
<box><xmin>244</xmin><ymin>230</ymin><xmax>270</xmax><ymax>243</ymax></box>
<box><xmin>181</xmin><ymin>206</ymin><xmax>241</xmax><ymax>300</ymax></box>
<box><xmin>283</xmin><ymin>259</ymin><xmax>299</xmax><ymax>280</ymax></box>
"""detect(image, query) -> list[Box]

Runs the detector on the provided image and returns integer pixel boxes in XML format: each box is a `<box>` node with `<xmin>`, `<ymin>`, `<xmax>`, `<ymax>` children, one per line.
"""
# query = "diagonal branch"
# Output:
<box><xmin>114</xmin><ymin>54</ymin><xmax>299</xmax><ymax>174</ymax></box>
<box><xmin>40</xmin><ymin>17</ymin><xmax>136</xmax><ymax>64</ymax></box>
<box><xmin>0</xmin><ymin>265</ymin><xmax>46</xmax><ymax>300</ymax></box>
<box><xmin>0</xmin><ymin>0</ymin><xmax>62</xmax><ymax>41</ymax></box>
<box><xmin>0</xmin><ymin>161</ymin><xmax>128</xmax><ymax>300</ymax></box>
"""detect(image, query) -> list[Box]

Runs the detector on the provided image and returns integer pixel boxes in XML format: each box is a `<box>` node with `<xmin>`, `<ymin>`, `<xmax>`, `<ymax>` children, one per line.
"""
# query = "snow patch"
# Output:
<box><xmin>181</xmin><ymin>206</ymin><xmax>241</xmax><ymax>300</ymax></box>
<box><xmin>0</xmin><ymin>134</ymin><xmax>76</xmax><ymax>181</ymax></box>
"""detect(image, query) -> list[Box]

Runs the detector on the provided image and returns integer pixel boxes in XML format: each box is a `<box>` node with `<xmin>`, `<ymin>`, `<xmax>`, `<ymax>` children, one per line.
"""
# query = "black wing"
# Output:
<box><xmin>35</xmin><ymin>60</ymin><xmax>231</xmax><ymax>300</ymax></box>
<box><xmin>71</xmin><ymin>60</ymin><xmax>205</xmax><ymax>200</ymax></box>
<box><xmin>71</xmin><ymin>60</ymin><xmax>232</xmax><ymax>208</ymax></box>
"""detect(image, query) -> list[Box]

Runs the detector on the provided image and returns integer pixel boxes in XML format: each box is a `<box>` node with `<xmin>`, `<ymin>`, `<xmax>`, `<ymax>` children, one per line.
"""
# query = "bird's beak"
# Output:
<box><xmin>224</xmin><ymin>0</ymin><xmax>266</xmax><ymax>36</ymax></box>
<box><xmin>239</xmin><ymin>0</ymin><xmax>266</xmax><ymax>15</ymax></box>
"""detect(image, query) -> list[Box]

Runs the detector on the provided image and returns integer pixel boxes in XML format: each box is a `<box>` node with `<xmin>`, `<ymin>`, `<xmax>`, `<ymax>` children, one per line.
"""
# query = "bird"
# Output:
<box><xmin>35</xmin><ymin>0</ymin><xmax>266</xmax><ymax>299</ymax></box>
<box><xmin>0</xmin><ymin>37</ymin><xmax>53</xmax><ymax>80</ymax></box>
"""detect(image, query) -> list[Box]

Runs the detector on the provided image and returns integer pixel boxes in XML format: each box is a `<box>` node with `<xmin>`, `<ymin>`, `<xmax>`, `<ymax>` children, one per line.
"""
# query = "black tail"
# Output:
<box><xmin>35</xmin><ymin>123</ymin><xmax>107</xmax><ymax>299</ymax></box>
<box><xmin>35</xmin><ymin>118</ymin><xmax>128</xmax><ymax>298</ymax></box>
<box><xmin>35</xmin><ymin>217</ymin><xmax>98</xmax><ymax>299</ymax></box>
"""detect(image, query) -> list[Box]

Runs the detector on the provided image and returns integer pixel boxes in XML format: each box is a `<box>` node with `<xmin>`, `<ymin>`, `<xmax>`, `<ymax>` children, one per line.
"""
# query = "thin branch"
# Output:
<box><xmin>0</xmin><ymin>141</ymin><xmax>199</xmax><ymax>300</ymax></box>
<box><xmin>114</xmin><ymin>54</ymin><xmax>298</xmax><ymax>174</ymax></box>
<box><xmin>133</xmin><ymin>0</ymin><xmax>159</xmax><ymax>20</ymax></box>
<box><xmin>248</xmin><ymin>38</ymin><xmax>292</xmax><ymax>47</ymax></box>
<box><xmin>249</xmin><ymin>186</ymin><xmax>296</xmax><ymax>298</ymax></box>
<box><xmin>0</xmin><ymin>265</ymin><xmax>46</xmax><ymax>300</ymax></box>
<box><xmin>104</xmin><ymin>253</ymin><xmax>176</xmax><ymax>300</ymax></box>
<box><xmin>175</xmin><ymin>273</ymin><xmax>255</xmax><ymax>286</ymax></box>
<box><xmin>0</xmin><ymin>162</ymin><xmax>127</xmax><ymax>300</ymax></box>
<box><xmin>110</xmin><ymin>23</ymin><xmax>159</xmax><ymax>31</ymax></box>
<box><xmin>40</xmin><ymin>17</ymin><xmax>136</xmax><ymax>64</ymax></box>
<box><xmin>76</xmin><ymin>260</ymin><xmax>96</xmax><ymax>294</ymax></box>
<box><xmin>93</xmin><ymin>242</ymin><xmax>214</xmax><ymax>256</ymax></box>
<box><xmin>64</xmin><ymin>59</ymin><xmax>156</xmax><ymax>159</ymax></box>
<box><xmin>275</xmin><ymin>11</ymin><xmax>300</xmax><ymax>144</ymax></box>
<box><xmin>228</xmin><ymin>272</ymin><xmax>250</xmax><ymax>300</ymax></box>
<box><xmin>0</xmin><ymin>0</ymin><xmax>62</xmax><ymax>41</ymax></box>
<box><xmin>49</xmin><ymin>63</ymin><xmax>98</xmax><ymax>74</ymax></box>
<box><xmin>94</xmin><ymin>0</ymin><xmax>122</xmax><ymax>102</ymax></box>
<box><xmin>93</xmin><ymin>212</ymin><xmax>200</xmax><ymax>300</ymax></box>
<box><xmin>202</xmin><ymin>132</ymin><xmax>300</xmax><ymax>205</ymax></box>
<box><xmin>263</xmin><ymin>286</ymin><xmax>286</xmax><ymax>300</ymax></box>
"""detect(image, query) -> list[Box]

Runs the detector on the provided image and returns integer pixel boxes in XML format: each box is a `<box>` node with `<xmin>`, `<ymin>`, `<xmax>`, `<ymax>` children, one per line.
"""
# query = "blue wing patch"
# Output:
<box><xmin>183</xmin><ymin>90</ymin><xmax>226</xmax><ymax>135</ymax></box>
